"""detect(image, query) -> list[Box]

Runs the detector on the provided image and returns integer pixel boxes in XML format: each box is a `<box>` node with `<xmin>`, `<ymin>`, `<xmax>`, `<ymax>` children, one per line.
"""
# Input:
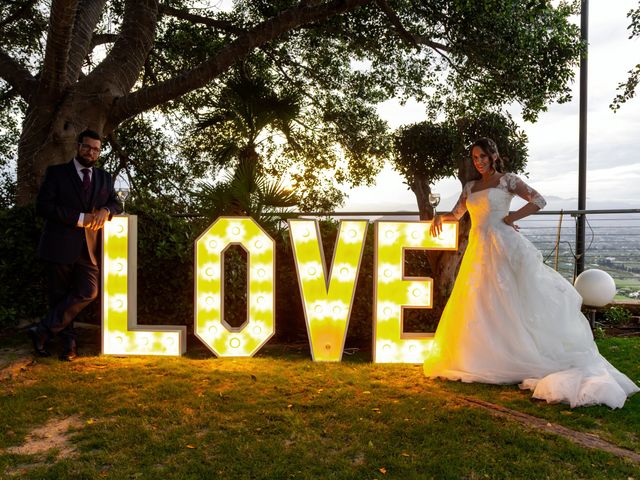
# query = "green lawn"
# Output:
<box><xmin>1</xmin><ymin>335</ymin><xmax>639</xmax><ymax>480</ymax></box>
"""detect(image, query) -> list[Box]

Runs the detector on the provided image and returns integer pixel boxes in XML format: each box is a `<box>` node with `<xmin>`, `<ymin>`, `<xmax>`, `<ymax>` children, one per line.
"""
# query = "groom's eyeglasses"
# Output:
<box><xmin>79</xmin><ymin>143</ymin><xmax>101</xmax><ymax>154</ymax></box>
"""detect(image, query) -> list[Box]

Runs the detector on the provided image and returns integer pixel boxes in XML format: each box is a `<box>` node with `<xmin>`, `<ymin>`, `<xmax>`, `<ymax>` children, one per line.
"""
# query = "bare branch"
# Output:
<box><xmin>158</xmin><ymin>4</ymin><xmax>245</xmax><ymax>35</ymax></box>
<box><xmin>90</xmin><ymin>33</ymin><xmax>119</xmax><ymax>49</ymax></box>
<box><xmin>374</xmin><ymin>0</ymin><xmax>450</xmax><ymax>52</ymax></box>
<box><xmin>0</xmin><ymin>47</ymin><xmax>38</xmax><ymax>100</ymax></box>
<box><xmin>111</xmin><ymin>0</ymin><xmax>373</xmax><ymax>125</ymax></box>
<box><xmin>40</xmin><ymin>0</ymin><xmax>79</xmax><ymax>95</ymax></box>
<box><xmin>85</xmin><ymin>0</ymin><xmax>159</xmax><ymax>96</ymax></box>
<box><xmin>66</xmin><ymin>0</ymin><xmax>108</xmax><ymax>84</ymax></box>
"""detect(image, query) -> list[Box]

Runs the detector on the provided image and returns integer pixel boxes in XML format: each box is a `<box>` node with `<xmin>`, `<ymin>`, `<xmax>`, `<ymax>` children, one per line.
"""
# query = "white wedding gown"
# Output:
<box><xmin>424</xmin><ymin>173</ymin><xmax>639</xmax><ymax>408</ymax></box>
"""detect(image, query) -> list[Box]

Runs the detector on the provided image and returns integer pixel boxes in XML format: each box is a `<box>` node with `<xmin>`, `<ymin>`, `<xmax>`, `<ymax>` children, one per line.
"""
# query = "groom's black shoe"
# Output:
<box><xmin>59</xmin><ymin>338</ymin><xmax>77</xmax><ymax>362</ymax></box>
<box><xmin>28</xmin><ymin>325</ymin><xmax>51</xmax><ymax>357</ymax></box>
<box><xmin>59</xmin><ymin>350</ymin><xmax>78</xmax><ymax>362</ymax></box>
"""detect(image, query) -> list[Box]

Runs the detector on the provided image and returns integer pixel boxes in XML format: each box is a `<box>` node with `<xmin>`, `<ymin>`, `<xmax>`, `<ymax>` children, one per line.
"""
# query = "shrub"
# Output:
<box><xmin>132</xmin><ymin>205</ymin><xmax>197</xmax><ymax>326</ymax></box>
<box><xmin>604</xmin><ymin>305</ymin><xmax>632</xmax><ymax>326</ymax></box>
<box><xmin>0</xmin><ymin>205</ymin><xmax>47</xmax><ymax>327</ymax></box>
<box><xmin>1</xmin><ymin>207</ymin><xmax>437</xmax><ymax>348</ymax></box>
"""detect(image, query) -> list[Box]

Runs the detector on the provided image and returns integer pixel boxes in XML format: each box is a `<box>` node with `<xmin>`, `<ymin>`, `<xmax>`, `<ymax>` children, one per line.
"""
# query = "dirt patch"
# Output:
<box><xmin>604</xmin><ymin>326</ymin><xmax>640</xmax><ymax>337</ymax></box>
<box><xmin>6</xmin><ymin>416</ymin><xmax>83</xmax><ymax>458</ymax></box>
<box><xmin>0</xmin><ymin>357</ymin><xmax>35</xmax><ymax>381</ymax></box>
<box><xmin>461</xmin><ymin>396</ymin><xmax>640</xmax><ymax>465</ymax></box>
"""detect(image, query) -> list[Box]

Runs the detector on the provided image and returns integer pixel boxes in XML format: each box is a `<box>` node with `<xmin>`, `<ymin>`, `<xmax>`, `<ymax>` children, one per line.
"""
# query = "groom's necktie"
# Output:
<box><xmin>81</xmin><ymin>168</ymin><xmax>91</xmax><ymax>202</ymax></box>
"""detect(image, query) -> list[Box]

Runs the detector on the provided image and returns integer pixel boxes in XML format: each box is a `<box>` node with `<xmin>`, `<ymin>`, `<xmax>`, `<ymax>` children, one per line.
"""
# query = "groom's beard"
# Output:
<box><xmin>76</xmin><ymin>154</ymin><xmax>97</xmax><ymax>168</ymax></box>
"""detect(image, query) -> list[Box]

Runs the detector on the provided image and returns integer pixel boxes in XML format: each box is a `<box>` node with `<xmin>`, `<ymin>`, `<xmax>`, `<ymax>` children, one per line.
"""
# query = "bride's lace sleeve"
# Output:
<box><xmin>504</xmin><ymin>173</ymin><xmax>547</xmax><ymax>209</ymax></box>
<box><xmin>451</xmin><ymin>182</ymin><xmax>472</xmax><ymax>219</ymax></box>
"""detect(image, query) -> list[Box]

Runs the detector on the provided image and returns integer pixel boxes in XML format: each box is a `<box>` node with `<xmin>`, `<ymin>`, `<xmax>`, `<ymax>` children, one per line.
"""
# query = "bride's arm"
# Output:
<box><xmin>503</xmin><ymin>174</ymin><xmax>547</xmax><ymax>229</ymax></box>
<box><xmin>430</xmin><ymin>185</ymin><xmax>469</xmax><ymax>237</ymax></box>
<box><xmin>430</xmin><ymin>212</ymin><xmax>458</xmax><ymax>236</ymax></box>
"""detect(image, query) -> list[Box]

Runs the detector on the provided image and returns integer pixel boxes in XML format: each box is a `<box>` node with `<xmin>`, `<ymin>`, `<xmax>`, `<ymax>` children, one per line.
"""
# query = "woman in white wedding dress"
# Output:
<box><xmin>425</xmin><ymin>138</ymin><xmax>638</xmax><ymax>408</ymax></box>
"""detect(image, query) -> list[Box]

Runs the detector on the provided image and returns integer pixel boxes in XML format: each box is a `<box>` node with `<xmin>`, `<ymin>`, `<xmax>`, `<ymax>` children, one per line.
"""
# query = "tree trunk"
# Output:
<box><xmin>16</xmin><ymin>83</ymin><xmax>115</xmax><ymax>205</ymax></box>
<box><xmin>426</xmin><ymin>216</ymin><xmax>471</xmax><ymax>319</ymax></box>
<box><xmin>8</xmin><ymin>0</ymin><xmax>374</xmax><ymax>205</ymax></box>
<box><xmin>409</xmin><ymin>171</ymin><xmax>471</xmax><ymax>322</ymax></box>
<box><xmin>409</xmin><ymin>172</ymin><xmax>433</xmax><ymax>221</ymax></box>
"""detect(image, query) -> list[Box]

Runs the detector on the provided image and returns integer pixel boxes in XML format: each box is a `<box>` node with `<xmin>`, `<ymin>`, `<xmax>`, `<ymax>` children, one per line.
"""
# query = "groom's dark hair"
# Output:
<box><xmin>77</xmin><ymin>129</ymin><xmax>102</xmax><ymax>144</ymax></box>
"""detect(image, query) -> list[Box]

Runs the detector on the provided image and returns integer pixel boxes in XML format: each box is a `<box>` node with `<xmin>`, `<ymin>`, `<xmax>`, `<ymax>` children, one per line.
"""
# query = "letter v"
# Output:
<box><xmin>289</xmin><ymin>219</ymin><xmax>368</xmax><ymax>361</ymax></box>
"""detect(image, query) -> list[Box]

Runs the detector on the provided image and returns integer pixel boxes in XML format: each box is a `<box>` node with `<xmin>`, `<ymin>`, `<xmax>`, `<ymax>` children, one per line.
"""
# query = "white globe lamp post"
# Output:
<box><xmin>574</xmin><ymin>269</ymin><xmax>617</xmax><ymax>328</ymax></box>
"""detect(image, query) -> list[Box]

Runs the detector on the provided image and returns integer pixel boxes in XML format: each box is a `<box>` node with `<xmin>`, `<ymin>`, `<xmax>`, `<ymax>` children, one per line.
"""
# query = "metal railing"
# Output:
<box><xmin>174</xmin><ymin>208</ymin><xmax>640</xmax><ymax>300</ymax></box>
<box><xmin>285</xmin><ymin>208</ymin><xmax>640</xmax><ymax>300</ymax></box>
<box><xmin>518</xmin><ymin>209</ymin><xmax>640</xmax><ymax>299</ymax></box>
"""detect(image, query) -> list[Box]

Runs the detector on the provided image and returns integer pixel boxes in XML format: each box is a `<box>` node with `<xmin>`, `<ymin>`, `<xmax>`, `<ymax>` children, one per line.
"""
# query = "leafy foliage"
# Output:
<box><xmin>392</xmin><ymin>110</ymin><xmax>529</xmax><ymax>200</ymax></box>
<box><xmin>1</xmin><ymin>0</ymin><xmax>582</xmax><ymax>208</ymax></box>
<box><xmin>604</xmin><ymin>305</ymin><xmax>633</xmax><ymax>326</ymax></box>
<box><xmin>181</xmin><ymin>60</ymin><xmax>391</xmax><ymax>211</ymax></box>
<box><xmin>0</xmin><ymin>205</ymin><xmax>46</xmax><ymax>327</ymax></box>
<box><xmin>194</xmin><ymin>156</ymin><xmax>298</xmax><ymax>231</ymax></box>
<box><xmin>611</xmin><ymin>2</ymin><xmax>640</xmax><ymax>111</ymax></box>
<box><xmin>393</xmin><ymin>122</ymin><xmax>459</xmax><ymax>189</ymax></box>
<box><xmin>430</xmin><ymin>0</ymin><xmax>581</xmax><ymax>121</ymax></box>
<box><xmin>99</xmin><ymin>116</ymin><xmax>205</xmax><ymax>214</ymax></box>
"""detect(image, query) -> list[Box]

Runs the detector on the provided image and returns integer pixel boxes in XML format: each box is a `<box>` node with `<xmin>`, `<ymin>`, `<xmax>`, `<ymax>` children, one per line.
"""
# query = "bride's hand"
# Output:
<box><xmin>503</xmin><ymin>215</ymin><xmax>520</xmax><ymax>232</ymax></box>
<box><xmin>430</xmin><ymin>214</ymin><xmax>443</xmax><ymax>237</ymax></box>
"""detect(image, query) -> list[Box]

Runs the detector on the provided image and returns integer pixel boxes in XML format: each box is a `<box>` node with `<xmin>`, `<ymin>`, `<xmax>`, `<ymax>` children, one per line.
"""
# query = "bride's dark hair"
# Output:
<box><xmin>469</xmin><ymin>138</ymin><xmax>504</xmax><ymax>180</ymax></box>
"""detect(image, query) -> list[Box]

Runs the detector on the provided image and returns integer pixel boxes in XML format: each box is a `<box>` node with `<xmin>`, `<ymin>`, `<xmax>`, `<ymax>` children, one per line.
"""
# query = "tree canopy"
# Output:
<box><xmin>392</xmin><ymin>111</ymin><xmax>528</xmax><ymax>219</ymax></box>
<box><xmin>611</xmin><ymin>2</ymin><xmax>640</xmax><ymax>111</ymax></box>
<box><xmin>0</xmin><ymin>0</ymin><xmax>581</xmax><ymax>208</ymax></box>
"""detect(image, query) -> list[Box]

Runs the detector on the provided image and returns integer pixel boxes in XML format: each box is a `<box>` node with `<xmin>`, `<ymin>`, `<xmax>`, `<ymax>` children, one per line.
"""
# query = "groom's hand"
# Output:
<box><xmin>85</xmin><ymin>208</ymin><xmax>109</xmax><ymax>230</ymax></box>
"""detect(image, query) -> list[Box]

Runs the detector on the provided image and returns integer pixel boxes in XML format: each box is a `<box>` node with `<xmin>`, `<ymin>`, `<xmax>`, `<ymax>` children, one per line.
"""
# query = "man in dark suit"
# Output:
<box><xmin>29</xmin><ymin>129</ymin><xmax>122</xmax><ymax>361</ymax></box>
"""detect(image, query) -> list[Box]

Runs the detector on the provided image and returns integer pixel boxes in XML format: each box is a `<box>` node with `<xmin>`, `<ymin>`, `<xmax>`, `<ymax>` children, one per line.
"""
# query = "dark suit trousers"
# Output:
<box><xmin>42</xmin><ymin>242</ymin><xmax>99</xmax><ymax>343</ymax></box>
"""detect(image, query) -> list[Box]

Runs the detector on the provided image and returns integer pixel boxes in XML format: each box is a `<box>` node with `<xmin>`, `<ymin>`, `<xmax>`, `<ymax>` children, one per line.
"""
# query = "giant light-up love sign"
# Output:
<box><xmin>289</xmin><ymin>219</ymin><xmax>368</xmax><ymax>361</ymax></box>
<box><xmin>101</xmin><ymin>216</ymin><xmax>458</xmax><ymax>363</ymax></box>
<box><xmin>102</xmin><ymin>215</ymin><xmax>187</xmax><ymax>356</ymax></box>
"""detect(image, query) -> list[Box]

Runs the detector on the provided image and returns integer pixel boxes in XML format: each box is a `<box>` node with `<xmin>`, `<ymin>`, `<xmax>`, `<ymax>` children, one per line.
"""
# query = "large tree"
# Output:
<box><xmin>1</xmin><ymin>0</ymin><xmax>580</xmax><ymax>206</ymax></box>
<box><xmin>392</xmin><ymin>112</ymin><xmax>528</xmax><ymax>317</ymax></box>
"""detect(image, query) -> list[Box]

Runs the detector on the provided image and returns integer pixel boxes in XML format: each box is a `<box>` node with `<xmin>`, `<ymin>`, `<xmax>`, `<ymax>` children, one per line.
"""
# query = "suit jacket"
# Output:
<box><xmin>36</xmin><ymin>160</ymin><xmax>122</xmax><ymax>265</ymax></box>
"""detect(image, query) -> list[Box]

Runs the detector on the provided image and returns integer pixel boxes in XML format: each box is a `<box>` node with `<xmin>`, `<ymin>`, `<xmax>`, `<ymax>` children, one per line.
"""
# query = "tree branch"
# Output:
<box><xmin>0</xmin><ymin>47</ymin><xmax>38</xmax><ymax>100</ymax></box>
<box><xmin>158</xmin><ymin>4</ymin><xmax>245</xmax><ymax>35</ymax></box>
<box><xmin>66</xmin><ymin>0</ymin><xmax>108</xmax><ymax>84</ymax></box>
<box><xmin>90</xmin><ymin>33</ymin><xmax>119</xmax><ymax>49</ymax></box>
<box><xmin>374</xmin><ymin>0</ymin><xmax>450</xmax><ymax>52</ymax></box>
<box><xmin>111</xmin><ymin>0</ymin><xmax>373</xmax><ymax>125</ymax></box>
<box><xmin>106</xmin><ymin>133</ymin><xmax>129</xmax><ymax>180</ymax></box>
<box><xmin>85</xmin><ymin>0</ymin><xmax>158</xmax><ymax>96</ymax></box>
<box><xmin>40</xmin><ymin>0</ymin><xmax>79</xmax><ymax>96</ymax></box>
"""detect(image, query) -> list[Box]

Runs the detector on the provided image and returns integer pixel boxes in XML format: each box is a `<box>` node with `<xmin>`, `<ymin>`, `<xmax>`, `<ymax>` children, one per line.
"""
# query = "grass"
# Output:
<box><xmin>0</xmin><ymin>334</ymin><xmax>639</xmax><ymax>480</ymax></box>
